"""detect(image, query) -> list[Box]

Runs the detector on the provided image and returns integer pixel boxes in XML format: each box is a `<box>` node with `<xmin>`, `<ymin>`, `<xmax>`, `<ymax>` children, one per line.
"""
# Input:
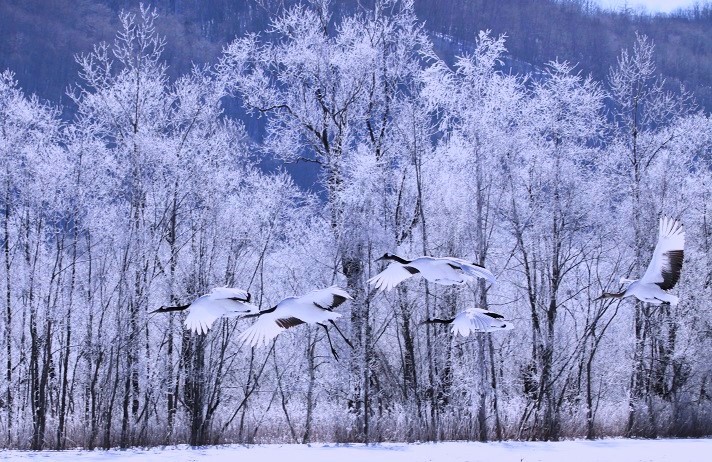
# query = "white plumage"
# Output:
<box><xmin>238</xmin><ymin>286</ymin><xmax>352</xmax><ymax>352</ymax></box>
<box><xmin>368</xmin><ymin>253</ymin><xmax>496</xmax><ymax>291</ymax></box>
<box><xmin>423</xmin><ymin>308</ymin><xmax>514</xmax><ymax>336</ymax></box>
<box><xmin>599</xmin><ymin>216</ymin><xmax>685</xmax><ymax>305</ymax></box>
<box><xmin>151</xmin><ymin>287</ymin><xmax>259</xmax><ymax>335</ymax></box>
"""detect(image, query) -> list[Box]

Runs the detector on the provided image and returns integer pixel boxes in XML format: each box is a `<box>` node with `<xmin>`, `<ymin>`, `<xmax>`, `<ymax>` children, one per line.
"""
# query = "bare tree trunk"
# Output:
<box><xmin>303</xmin><ymin>331</ymin><xmax>317</xmax><ymax>443</ymax></box>
<box><xmin>28</xmin><ymin>219</ymin><xmax>48</xmax><ymax>450</ymax></box>
<box><xmin>397</xmin><ymin>289</ymin><xmax>420</xmax><ymax>419</ymax></box>
<box><xmin>3</xmin><ymin>176</ymin><xmax>12</xmax><ymax>446</ymax></box>
<box><xmin>166</xmin><ymin>189</ymin><xmax>179</xmax><ymax>441</ymax></box>
<box><xmin>363</xmin><ymin>292</ymin><xmax>372</xmax><ymax>443</ymax></box>
<box><xmin>56</xmin><ymin>227</ymin><xmax>77</xmax><ymax>449</ymax></box>
<box><xmin>488</xmin><ymin>336</ymin><xmax>503</xmax><ymax>440</ymax></box>
<box><xmin>474</xmin><ymin>143</ymin><xmax>491</xmax><ymax>442</ymax></box>
<box><xmin>185</xmin><ymin>333</ymin><xmax>206</xmax><ymax>446</ymax></box>
<box><xmin>345</xmin><ymin>253</ymin><xmax>368</xmax><ymax>441</ymax></box>
<box><xmin>411</xmin><ymin>133</ymin><xmax>437</xmax><ymax>439</ymax></box>
<box><xmin>103</xmin><ymin>345</ymin><xmax>120</xmax><ymax>449</ymax></box>
<box><xmin>476</xmin><ymin>336</ymin><xmax>488</xmax><ymax>442</ymax></box>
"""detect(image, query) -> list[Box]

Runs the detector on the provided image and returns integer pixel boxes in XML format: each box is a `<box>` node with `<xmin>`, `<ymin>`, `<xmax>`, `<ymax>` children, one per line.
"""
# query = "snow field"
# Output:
<box><xmin>2</xmin><ymin>438</ymin><xmax>712</xmax><ymax>462</ymax></box>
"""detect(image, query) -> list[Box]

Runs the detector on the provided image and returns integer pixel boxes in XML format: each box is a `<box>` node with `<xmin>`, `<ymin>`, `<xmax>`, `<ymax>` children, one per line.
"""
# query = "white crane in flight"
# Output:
<box><xmin>421</xmin><ymin>308</ymin><xmax>514</xmax><ymax>336</ymax></box>
<box><xmin>239</xmin><ymin>286</ymin><xmax>353</xmax><ymax>359</ymax></box>
<box><xmin>151</xmin><ymin>287</ymin><xmax>258</xmax><ymax>335</ymax></box>
<box><xmin>368</xmin><ymin>253</ymin><xmax>496</xmax><ymax>291</ymax></box>
<box><xmin>597</xmin><ymin>216</ymin><xmax>684</xmax><ymax>305</ymax></box>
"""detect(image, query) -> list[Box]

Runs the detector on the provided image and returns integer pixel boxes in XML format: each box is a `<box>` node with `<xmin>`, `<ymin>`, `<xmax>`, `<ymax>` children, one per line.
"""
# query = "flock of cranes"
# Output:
<box><xmin>151</xmin><ymin>216</ymin><xmax>685</xmax><ymax>356</ymax></box>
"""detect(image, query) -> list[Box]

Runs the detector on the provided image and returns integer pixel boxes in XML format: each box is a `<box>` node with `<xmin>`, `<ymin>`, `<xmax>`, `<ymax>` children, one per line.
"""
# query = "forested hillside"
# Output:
<box><xmin>1</xmin><ymin>0</ymin><xmax>712</xmax><ymax>451</ymax></box>
<box><xmin>1</xmin><ymin>0</ymin><xmax>711</xmax><ymax>111</ymax></box>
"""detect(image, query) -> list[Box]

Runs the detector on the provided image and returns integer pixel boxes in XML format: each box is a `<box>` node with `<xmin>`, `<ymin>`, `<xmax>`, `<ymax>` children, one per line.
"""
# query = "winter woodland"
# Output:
<box><xmin>1</xmin><ymin>0</ymin><xmax>711</xmax><ymax>450</ymax></box>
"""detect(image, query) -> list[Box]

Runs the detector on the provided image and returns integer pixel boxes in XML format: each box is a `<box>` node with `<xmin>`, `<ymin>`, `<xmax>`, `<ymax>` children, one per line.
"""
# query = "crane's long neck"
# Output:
<box><xmin>600</xmin><ymin>291</ymin><xmax>626</xmax><ymax>300</ymax></box>
<box><xmin>152</xmin><ymin>304</ymin><xmax>191</xmax><ymax>313</ymax></box>
<box><xmin>421</xmin><ymin>317</ymin><xmax>453</xmax><ymax>325</ymax></box>
<box><xmin>389</xmin><ymin>254</ymin><xmax>411</xmax><ymax>265</ymax></box>
<box><xmin>243</xmin><ymin>305</ymin><xmax>277</xmax><ymax>319</ymax></box>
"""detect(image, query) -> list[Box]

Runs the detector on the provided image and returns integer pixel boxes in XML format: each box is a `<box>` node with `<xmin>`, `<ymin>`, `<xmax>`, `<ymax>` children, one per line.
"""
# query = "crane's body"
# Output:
<box><xmin>369</xmin><ymin>253</ymin><xmax>496</xmax><ymax>291</ymax></box>
<box><xmin>608</xmin><ymin>280</ymin><xmax>680</xmax><ymax>305</ymax></box>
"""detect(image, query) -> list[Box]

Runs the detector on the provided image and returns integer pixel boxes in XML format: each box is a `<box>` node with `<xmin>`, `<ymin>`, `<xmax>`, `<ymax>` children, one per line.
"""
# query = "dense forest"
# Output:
<box><xmin>1</xmin><ymin>0</ymin><xmax>712</xmax><ymax>451</ymax></box>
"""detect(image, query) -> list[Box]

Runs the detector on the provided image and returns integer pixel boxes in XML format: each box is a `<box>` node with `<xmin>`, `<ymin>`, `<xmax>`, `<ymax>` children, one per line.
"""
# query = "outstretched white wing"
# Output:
<box><xmin>208</xmin><ymin>287</ymin><xmax>250</xmax><ymax>301</ymax></box>
<box><xmin>239</xmin><ymin>286</ymin><xmax>350</xmax><ymax>348</ymax></box>
<box><xmin>238</xmin><ymin>311</ymin><xmax>290</xmax><ymax>348</ymax></box>
<box><xmin>368</xmin><ymin>263</ymin><xmax>419</xmax><ymax>291</ymax></box>
<box><xmin>298</xmin><ymin>286</ymin><xmax>352</xmax><ymax>310</ymax></box>
<box><xmin>184</xmin><ymin>287</ymin><xmax>258</xmax><ymax>335</ymax></box>
<box><xmin>445</xmin><ymin>258</ymin><xmax>497</xmax><ymax>284</ymax></box>
<box><xmin>451</xmin><ymin>308</ymin><xmax>513</xmax><ymax>336</ymax></box>
<box><xmin>184</xmin><ymin>296</ymin><xmax>222</xmax><ymax>335</ymax></box>
<box><xmin>640</xmin><ymin>216</ymin><xmax>685</xmax><ymax>290</ymax></box>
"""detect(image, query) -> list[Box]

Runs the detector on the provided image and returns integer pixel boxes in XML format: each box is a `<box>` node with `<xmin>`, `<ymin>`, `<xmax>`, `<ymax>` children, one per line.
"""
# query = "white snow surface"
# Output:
<box><xmin>2</xmin><ymin>438</ymin><xmax>711</xmax><ymax>462</ymax></box>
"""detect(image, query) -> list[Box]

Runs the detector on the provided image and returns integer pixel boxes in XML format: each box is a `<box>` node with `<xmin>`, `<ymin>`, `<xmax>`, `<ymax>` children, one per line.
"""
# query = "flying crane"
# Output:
<box><xmin>151</xmin><ymin>287</ymin><xmax>259</xmax><ymax>335</ymax></box>
<box><xmin>422</xmin><ymin>308</ymin><xmax>514</xmax><ymax>336</ymax></box>
<box><xmin>239</xmin><ymin>286</ymin><xmax>353</xmax><ymax>359</ymax></box>
<box><xmin>368</xmin><ymin>253</ymin><xmax>496</xmax><ymax>291</ymax></box>
<box><xmin>597</xmin><ymin>216</ymin><xmax>684</xmax><ymax>305</ymax></box>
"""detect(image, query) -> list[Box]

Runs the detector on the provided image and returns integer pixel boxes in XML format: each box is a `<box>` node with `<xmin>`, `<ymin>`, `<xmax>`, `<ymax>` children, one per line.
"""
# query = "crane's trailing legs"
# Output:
<box><xmin>319</xmin><ymin>320</ymin><xmax>354</xmax><ymax>360</ymax></box>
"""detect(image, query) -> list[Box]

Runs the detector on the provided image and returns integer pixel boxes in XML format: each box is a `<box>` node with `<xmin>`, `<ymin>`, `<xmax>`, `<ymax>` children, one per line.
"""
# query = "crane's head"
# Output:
<box><xmin>376</xmin><ymin>252</ymin><xmax>412</xmax><ymax>265</ymax></box>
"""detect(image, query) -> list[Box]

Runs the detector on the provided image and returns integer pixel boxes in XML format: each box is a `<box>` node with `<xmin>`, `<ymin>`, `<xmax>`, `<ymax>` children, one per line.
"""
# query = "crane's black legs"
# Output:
<box><xmin>318</xmin><ymin>321</ymin><xmax>354</xmax><ymax>361</ymax></box>
<box><xmin>321</xmin><ymin>324</ymin><xmax>339</xmax><ymax>360</ymax></box>
<box><xmin>328</xmin><ymin>320</ymin><xmax>354</xmax><ymax>349</ymax></box>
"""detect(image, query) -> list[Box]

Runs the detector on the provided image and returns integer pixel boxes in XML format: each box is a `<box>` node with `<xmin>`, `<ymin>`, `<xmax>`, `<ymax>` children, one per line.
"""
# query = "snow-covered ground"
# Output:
<box><xmin>2</xmin><ymin>438</ymin><xmax>711</xmax><ymax>462</ymax></box>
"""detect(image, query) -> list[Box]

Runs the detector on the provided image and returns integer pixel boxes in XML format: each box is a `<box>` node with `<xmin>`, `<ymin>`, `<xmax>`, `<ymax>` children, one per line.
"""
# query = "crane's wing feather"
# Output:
<box><xmin>444</xmin><ymin>258</ymin><xmax>497</xmax><ymax>283</ymax></box>
<box><xmin>451</xmin><ymin>308</ymin><xmax>513</xmax><ymax>336</ymax></box>
<box><xmin>208</xmin><ymin>287</ymin><xmax>250</xmax><ymax>301</ymax></box>
<box><xmin>368</xmin><ymin>263</ymin><xmax>419</xmax><ymax>291</ymax></box>
<box><xmin>275</xmin><ymin>317</ymin><xmax>306</xmax><ymax>329</ymax></box>
<box><xmin>238</xmin><ymin>312</ymin><xmax>284</xmax><ymax>348</ymax></box>
<box><xmin>184</xmin><ymin>296</ymin><xmax>221</xmax><ymax>335</ymax></box>
<box><xmin>640</xmin><ymin>217</ymin><xmax>685</xmax><ymax>290</ymax></box>
<box><xmin>299</xmin><ymin>286</ymin><xmax>353</xmax><ymax>310</ymax></box>
<box><xmin>219</xmin><ymin>301</ymin><xmax>260</xmax><ymax>318</ymax></box>
<box><xmin>182</xmin><ymin>287</ymin><xmax>257</xmax><ymax>335</ymax></box>
<box><xmin>464</xmin><ymin>309</ymin><xmax>491</xmax><ymax>333</ymax></box>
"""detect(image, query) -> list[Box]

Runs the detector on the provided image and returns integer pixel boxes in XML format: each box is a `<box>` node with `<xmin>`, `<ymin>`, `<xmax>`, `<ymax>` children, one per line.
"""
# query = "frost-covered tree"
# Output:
<box><xmin>0</xmin><ymin>70</ymin><xmax>66</xmax><ymax>449</ymax></box>
<box><xmin>219</xmin><ymin>0</ymin><xmax>431</xmax><ymax>441</ymax></box>
<box><xmin>68</xmin><ymin>5</ymin><xmax>309</xmax><ymax>447</ymax></box>
<box><xmin>520</xmin><ymin>60</ymin><xmax>605</xmax><ymax>440</ymax></box>
<box><xmin>2</xmin><ymin>2</ymin><xmax>712</xmax><ymax>450</ymax></box>
<box><xmin>421</xmin><ymin>31</ymin><xmax>525</xmax><ymax>440</ymax></box>
<box><xmin>606</xmin><ymin>33</ymin><xmax>699</xmax><ymax>437</ymax></box>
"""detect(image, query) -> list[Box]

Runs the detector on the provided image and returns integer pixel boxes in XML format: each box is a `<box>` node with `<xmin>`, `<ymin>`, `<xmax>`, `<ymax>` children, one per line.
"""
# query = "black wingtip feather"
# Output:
<box><xmin>275</xmin><ymin>317</ymin><xmax>305</xmax><ymax>329</ymax></box>
<box><xmin>331</xmin><ymin>294</ymin><xmax>348</xmax><ymax>308</ymax></box>
<box><xmin>227</xmin><ymin>291</ymin><xmax>251</xmax><ymax>303</ymax></box>
<box><xmin>658</xmin><ymin>249</ymin><xmax>684</xmax><ymax>290</ymax></box>
<box><xmin>483</xmin><ymin>311</ymin><xmax>505</xmax><ymax>319</ymax></box>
